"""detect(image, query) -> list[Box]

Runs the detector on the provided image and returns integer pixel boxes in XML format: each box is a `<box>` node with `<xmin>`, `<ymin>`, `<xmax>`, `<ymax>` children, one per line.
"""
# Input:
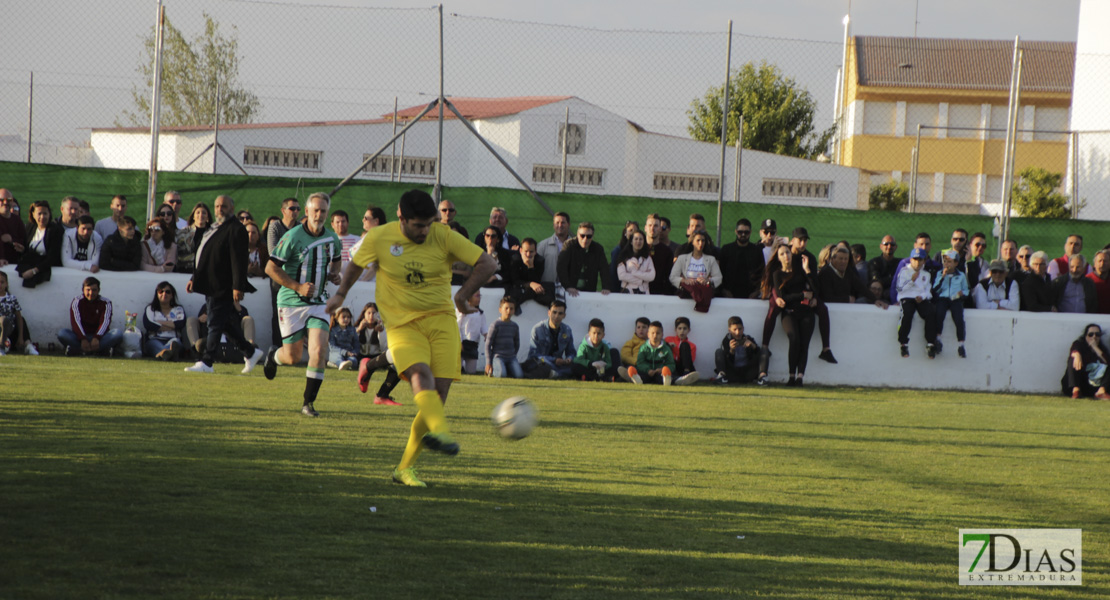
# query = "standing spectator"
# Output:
<box><xmin>330</xmin><ymin>210</ymin><xmax>360</xmax><ymax>270</ymax></box>
<box><xmin>664</xmin><ymin>316</ymin><xmax>700</xmax><ymax>384</ymax></box>
<box><xmin>508</xmin><ymin>237</ymin><xmax>553</xmax><ymax>311</ymax></box>
<box><xmin>140</xmin><ymin>218</ymin><xmax>177</xmax><ymax>273</ymax></box>
<box><xmin>1000</xmin><ymin>239</ymin><xmax>1023</xmax><ymax>281</ymax></box>
<box><xmin>896</xmin><ymin>248</ymin><xmax>937</xmax><ymax>359</ymax></box>
<box><xmin>438</xmin><ymin>199</ymin><xmax>468</xmax><ymax>240</ymax></box>
<box><xmin>174</xmin><ymin>202</ymin><xmax>211</xmax><ymax>274</ymax></box>
<box><xmin>265</xmin><ymin>198</ymin><xmax>300</xmax><ymax>345</ymax></box>
<box><xmin>675</xmin><ymin>214</ymin><xmax>717</xmax><ymax>257</ymax></box>
<box><xmin>0</xmin><ymin>271</ymin><xmax>36</xmax><ymax>355</ymax></box>
<box><xmin>789</xmin><ymin>228</ymin><xmax>837</xmax><ymax>364</ymax></box>
<box><xmin>973</xmin><ymin>260</ymin><xmax>1021</xmax><ymax>311</ymax></box>
<box><xmin>1048</xmin><ymin>235</ymin><xmax>1090</xmax><ymax>280</ymax></box>
<box><xmin>1053</xmin><ymin>254</ymin><xmax>1097</xmax><ymax>314</ymax></box>
<box><xmin>457</xmin><ymin>291</ymin><xmax>486</xmax><ymax>375</ymax></box>
<box><xmin>659</xmin><ymin>216</ymin><xmax>679</xmax><ymax>255</ymax></box>
<box><xmin>572</xmin><ymin>318</ymin><xmax>617</xmax><ymax>382</ymax></box>
<box><xmin>163</xmin><ymin>191</ymin><xmax>188</xmax><ymax>230</ymax></box>
<box><xmin>327</xmin><ymin>307</ymin><xmax>359</xmax><ymax>371</ymax></box>
<box><xmin>718</xmin><ymin>218</ymin><xmax>765</xmax><ymax>299</ymax></box>
<box><xmin>1087</xmin><ymin>250</ymin><xmax>1110</xmax><ymax>314</ymax></box>
<box><xmin>155</xmin><ymin>203</ymin><xmax>178</xmax><ymax>245</ymax></box>
<box><xmin>712</xmin><ymin>316</ymin><xmax>762</xmax><ymax>384</ymax></box>
<box><xmin>1016</xmin><ymin>245</ymin><xmax>1034</xmax><ymax>277</ymax></box>
<box><xmin>236</xmin><ymin>210</ymin><xmax>254</xmax><ymax>224</ymax></box>
<box><xmin>933</xmin><ymin>250</ymin><xmax>969</xmax><ymax>358</ymax></box>
<box><xmin>142</xmin><ymin>281</ymin><xmax>186</xmax><ymax>361</ymax></box>
<box><xmin>935</xmin><ymin>228</ymin><xmax>969</xmax><ymax>268</ymax></box>
<box><xmin>244</xmin><ymin>219</ymin><xmax>268</xmax><ymax>278</ymax></box>
<box><xmin>965</xmin><ymin>232</ymin><xmax>989</xmax><ymax>285</ymax></box>
<box><xmin>185</xmin><ymin>195</ymin><xmax>264</xmax><ymax>375</ymax></box>
<box><xmin>770</xmin><ymin>243</ymin><xmax>819</xmax><ymax>385</ymax></box>
<box><xmin>525</xmin><ymin>300</ymin><xmax>575</xmax><ymax>379</ymax></box>
<box><xmin>61</xmin><ymin>215</ymin><xmax>102</xmax><ymax>272</ymax></box>
<box><xmin>93</xmin><ymin>195</ymin><xmax>128</xmax><ymax>241</ymax></box>
<box><xmin>480</xmin><ymin>226</ymin><xmax>514</xmax><ymax>290</ymax></box>
<box><xmin>868</xmin><ymin>235</ymin><xmax>900</xmax><ymax>297</ymax></box>
<box><xmin>99</xmin><ymin>216</ymin><xmax>142</xmax><ymax>272</ymax></box>
<box><xmin>1062</xmin><ymin>324</ymin><xmax>1110</xmax><ymax>399</ymax></box>
<box><xmin>850</xmin><ymin>244</ymin><xmax>868</xmax><ymax>283</ymax></box>
<box><xmin>57</xmin><ymin>196</ymin><xmax>81</xmax><ymax>230</ymax></box>
<box><xmin>485</xmin><ymin>297</ymin><xmax>522</xmax><ymax>378</ymax></box>
<box><xmin>616</xmin><ymin>230</ymin><xmax>655</xmax><ymax>295</ymax></box>
<box><xmin>348</xmin><ymin>204</ymin><xmax>386</xmax><ymax>283</ymax></box>
<box><xmin>536</xmin><ymin>211</ymin><xmax>570</xmax><ymax>287</ymax></box>
<box><xmin>818</xmin><ymin>246</ymin><xmax>883</xmax><ymax>307</ymax></box>
<box><xmin>758</xmin><ymin>219</ymin><xmax>778</xmax><ymax>264</ymax></box>
<box><xmin>16</xmin><ymin>200</ymin><xmax>64</xmax><ymax>288</ymax></box>
<box><xmin>670</xmin><ymin>231</ymin><xmax>721</xmax><ymax>312</ymax></box>
<box><xmin>1020</xmin><ymin>251</ymin><xmax>1056</xmax><ymax>312</ymax></box>
<box><xmin>634</xmin><ymin>320</ymin><xmax>675</xmax><ymax>385</ymax></box>
<box><xmin>557</xmin><ymin>222</ymin><xmax>611</xmax><ymax>297</ymax></box>
<box><xmin>608</xmin><ymin>220</ymin><xmax>640</xmax><ymax>292</ymax></box>
<box><xmin>57</xmin><ymin>276</ymin><xmax>122</xmax><ymax>356</ymax></box>
<box><xmin>644</xmin><ymin>213</ymin><xmax>675</xmax><ymax>295</ymax></box>
<box><xmin>0</xmin><ymin>189</ymin><xmax>26</xmax><ymax>267</ymax></box>
<box><xmin>474</xmin><ymin>206</ymin><xmax>519</xmax><ymax>251</ymax></box>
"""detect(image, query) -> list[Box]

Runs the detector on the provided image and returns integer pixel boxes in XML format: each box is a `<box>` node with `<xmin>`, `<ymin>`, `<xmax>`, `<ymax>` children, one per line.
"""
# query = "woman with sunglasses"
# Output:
<box><xmin>140</xmin><ymin>218</ymin><xmax>177</xmax><ymax>273</ymax></box>
<box><xmin>174</xmin><ymin>202</ymin><xmax>211</xmax><ymax>274</ymax></box>
<box><xmin>480</xmin><ymin>226</ymin><xmax>513</xmax><ymax>290</ymax></box>
<box><xmin>1063</xmin><ymin>324</ymin><xmax>1110</xmax><ymax>399</ymax></box>
<box><xmin>142</xmin><ymin>281</ymin><xmax>186</xmax><ymax>361</ymax></box>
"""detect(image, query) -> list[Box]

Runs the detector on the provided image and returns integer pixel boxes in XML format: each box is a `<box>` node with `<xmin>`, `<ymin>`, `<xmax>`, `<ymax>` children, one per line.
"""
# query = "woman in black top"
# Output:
<box><xmin>481</xmin><ymin>226</ymin><xmax>514</xmax><ymax>290</ymax></box>
<box><xmin>771</xmin><ymin>243</ymin><xmax>817</xmax><ymax>387</ymax></box>
<box><xmin>16</xmin><ymin>201</ymin><xmax>63</xmax><ymax>288</ymax></box>
<box><xmin>1062</xmin><ymin>323</ymin><xmax>1110</xmax><ymax>399</ymax></box>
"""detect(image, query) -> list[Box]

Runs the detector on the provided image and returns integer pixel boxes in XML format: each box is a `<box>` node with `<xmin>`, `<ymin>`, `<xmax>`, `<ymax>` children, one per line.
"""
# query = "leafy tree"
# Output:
<box><xmin>1011</xmin><ymin>167</ymin><xmax>1074</xmax><ymax>219</ymax></box>
<box><xmin>120</xmin><ymin>13</ymin><xmax>260</xmax><ymax>128</ymax></box>
<box><xmin>687</xmin><ymin>60</ymin><xmax>834</xmax><ymax>159</ymax></box>
<box><xmin>869</xmin><ymin>180</ymin><xmax>909</xmax><ymax>212</ymax></box>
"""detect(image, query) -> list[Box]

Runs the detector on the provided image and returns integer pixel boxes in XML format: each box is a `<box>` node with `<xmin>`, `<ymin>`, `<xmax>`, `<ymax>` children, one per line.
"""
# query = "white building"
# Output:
<box><xmin>91</xmin><ymin>96</ymin><xmax>865</xmax><ymax>209</ymax></box>
<box><xmin>1068</xmin><ymin>0</ymin><xmax>1110</xmax><ymax>219</ymax></box>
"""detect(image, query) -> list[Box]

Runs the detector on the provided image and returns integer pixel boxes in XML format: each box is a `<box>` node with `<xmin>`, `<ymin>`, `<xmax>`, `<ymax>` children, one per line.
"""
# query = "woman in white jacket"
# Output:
<box><xmin>669</xmin><ymin>231</ymin><xmax>723</xmax><ymax>312</ymax></box>
<box><xmin>616</xmin><ymin>231</ymin><xmax>655</xmax><ymax>294</ymax></box>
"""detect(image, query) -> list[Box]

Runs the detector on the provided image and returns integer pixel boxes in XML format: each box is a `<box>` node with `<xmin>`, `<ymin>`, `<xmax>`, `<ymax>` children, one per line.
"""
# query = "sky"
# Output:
<box><xmin>0</xmin><ymin>0</ymin><xmax>1084</xmax><ymax>148</ymax></box>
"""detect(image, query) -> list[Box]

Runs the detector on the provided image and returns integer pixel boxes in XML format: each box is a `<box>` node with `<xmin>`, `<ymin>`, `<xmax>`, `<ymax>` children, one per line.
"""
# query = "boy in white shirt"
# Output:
<box><xmin>896</xmin><ymin>247</ymin><xmax>938</xmax><ymax>359</ymax></box>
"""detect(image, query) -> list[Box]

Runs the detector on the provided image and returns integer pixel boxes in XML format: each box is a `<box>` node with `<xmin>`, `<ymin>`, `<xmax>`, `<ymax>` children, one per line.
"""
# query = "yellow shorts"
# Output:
<box><xmin>386</xmin><ymin>312</ymin><xmax>462</xmax><ymax>380</ymax></box>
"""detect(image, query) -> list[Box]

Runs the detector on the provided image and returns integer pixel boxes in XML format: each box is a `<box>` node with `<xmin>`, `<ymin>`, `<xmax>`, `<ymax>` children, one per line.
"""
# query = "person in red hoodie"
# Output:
<box><xmin>56</xmin><ymin>276</ymin><xmax>122</xmax><ymax>356</ymax></box>
<box><xmin>1086</xmin><ymin>250</ymin><xmax>1110</xmax><ymax>315</ymax></box>
<box><xmin>663</xmin><ymin>316</ymin><xmax>700</xmax><ymax>385</ymax></box>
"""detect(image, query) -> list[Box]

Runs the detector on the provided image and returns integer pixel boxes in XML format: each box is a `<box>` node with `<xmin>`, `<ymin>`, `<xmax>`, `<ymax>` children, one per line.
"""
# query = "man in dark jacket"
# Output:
<box><xmin>1053</xmin><ymin>254</ymin><xmax>1098</xmax><ymax>314</ymax></box>
<box><xmin>508</xmin><ymin>238</ymin><xmax>553</xmax><ymax>312</ymax></box>
<box><xmin>98</xmin><ymin>216</ymin><xmax>142</xmax><ymax>271</ymax></box>
<box><xmin>557</xmin><ymin>222</ymin><xmax>611</xmax><ymax>297</ymax></box>
<box><xmin>712</xmin><ymin>316</ymin><xmax>762</xmax><ymax>384</ymax></box>
<box><xmin>1020</xmin><ymin>251</ymin><xmax>1056</xmax><ymax>312</ymax></box>
<box><xmin>718</xmin><ymin>218</ymin><xmax>764</xmax><ymax>299</ymax></box>
<box><xmin>185</xmin><ymin>195</ymin><xmax>263</xmax><ymax>374</ymax></box>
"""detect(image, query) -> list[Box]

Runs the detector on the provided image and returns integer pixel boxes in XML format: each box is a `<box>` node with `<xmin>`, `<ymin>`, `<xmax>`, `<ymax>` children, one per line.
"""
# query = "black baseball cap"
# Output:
<box><xmin>792</xmin><ymin>227</ymin><xmax>809</xmax><ymax>240</ymax></box>
<box><xmin>761</xmin><ymin>219</ymin><xmax>776</xmax><ymax>231</ymax></box>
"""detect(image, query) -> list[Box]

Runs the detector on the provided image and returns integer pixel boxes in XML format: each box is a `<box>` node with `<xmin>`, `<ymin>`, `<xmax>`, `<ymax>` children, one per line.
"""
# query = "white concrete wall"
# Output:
<box><xmin>4</xmin><ymin>264</ymin><xmax>1087</xmax><ymax>395</ymax></box>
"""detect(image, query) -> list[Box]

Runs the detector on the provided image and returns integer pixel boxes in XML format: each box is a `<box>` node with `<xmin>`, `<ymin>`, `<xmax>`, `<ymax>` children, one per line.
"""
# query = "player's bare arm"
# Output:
<box><xmin>455</xmin><ymin>252</ymin><xmax>497</xmax><ymax>315</ymax></box>
<box><xmin>266</xmin><ymin>259</ymin><xmax>314</xmax><ymax>299</ymax></box>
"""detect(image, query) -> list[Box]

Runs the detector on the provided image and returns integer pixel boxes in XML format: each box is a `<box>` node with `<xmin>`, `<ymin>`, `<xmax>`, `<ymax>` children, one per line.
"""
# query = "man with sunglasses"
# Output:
<box><xmin>163</xmin><ymin>191</ymin><xmax>188</xmax><ymax>230</ymax></box>
<box><xmin>934</xmin><ymin>228</ymin><xmax>969</xmax><ymax>269</ymax></box>
<box><xmin>266</xmin><ymin>198</ymin><xmax>301</xmax><ymax>345</ymax></box>
<box><xmin>718</xmin><ymin>218</ymin><xmax>763</xmax><ymax>299</ymax></box>
<box><xmin>1016</xmin><ymin>245</ymin><xmax>1034</xmax><ymax>276</ymax></box>
<box><xmin>867</xmin><ymin>235</ymin><xmax>900</xmax><ymax>298</ymax></box>
<box><xmin>556</xmin><ymin>222</ymin><xmax>611</xmax><ymax>298</ymax></box>
<box><xmin>965</xmin><ymin>232</ymin><xmax>990</xmax><ymax>287</ymax></box>
<box><xmin>437</xmin><ymin>199</ymin><xmax>467</xmax><ymax>239</ymax></box>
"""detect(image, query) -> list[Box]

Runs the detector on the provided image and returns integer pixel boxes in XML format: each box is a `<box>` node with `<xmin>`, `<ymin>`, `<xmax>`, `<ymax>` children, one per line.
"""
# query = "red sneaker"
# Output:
<box><xmin>358</xmin><ymin>357</ymin><xmax>374</xmax><ymax>393</ymax></box>
<box><xmin>374</xmin><ymin>396</ymin><xmax>402</xmax><ymax>406</ymax></box>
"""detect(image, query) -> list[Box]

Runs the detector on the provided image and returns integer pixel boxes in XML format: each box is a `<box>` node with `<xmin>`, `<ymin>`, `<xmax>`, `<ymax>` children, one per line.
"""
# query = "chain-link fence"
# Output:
<box><xmin>2</xmin><ymin>1</ymin><xmax>1107</xmax><ymax>260</ymax></box>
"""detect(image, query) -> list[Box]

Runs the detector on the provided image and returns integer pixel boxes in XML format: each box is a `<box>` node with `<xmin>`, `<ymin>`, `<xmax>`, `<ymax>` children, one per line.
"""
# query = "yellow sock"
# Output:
<box><xmin>397</xmin><ymin>412</ymin><xmax>429</xmax><ymax>471</ymax></box>
<box><xmin>413</xmin><ymin>389</ymin><xmax>448</xmax><ymax>434</ymax></box>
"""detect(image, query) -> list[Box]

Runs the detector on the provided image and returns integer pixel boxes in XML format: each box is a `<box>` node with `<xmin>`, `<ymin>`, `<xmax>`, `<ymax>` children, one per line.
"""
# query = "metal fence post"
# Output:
<box><xmin>716</xmin><ymin>20</ymin><xmax>733</xmax><ymax>246</ymax></box>
<box><xmin>146</xmin><ymin>0</ymin><xmax>166</xmax><ymax>223</ymax></box>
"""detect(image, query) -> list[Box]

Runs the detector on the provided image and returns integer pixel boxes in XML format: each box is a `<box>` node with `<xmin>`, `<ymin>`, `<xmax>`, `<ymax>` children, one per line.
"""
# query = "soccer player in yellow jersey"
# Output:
<box><xmin>327</xmin><ymin>190</ymin><xmax>496</xmax><ymax>487</ymax></box>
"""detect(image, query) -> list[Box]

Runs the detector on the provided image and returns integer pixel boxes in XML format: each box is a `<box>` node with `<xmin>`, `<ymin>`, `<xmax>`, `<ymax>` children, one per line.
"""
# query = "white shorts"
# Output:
<box><xmin>277</xmin><ymin>304</ymin><xmax>330</xmax><ymax>343</ymax></box>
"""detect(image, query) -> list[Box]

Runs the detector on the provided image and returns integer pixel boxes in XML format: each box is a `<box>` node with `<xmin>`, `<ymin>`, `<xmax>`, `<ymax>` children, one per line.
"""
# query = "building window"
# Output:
<box><xmin>761</xmin><ymin>178</ymin><xmax>831</xmax><ymax>199</ymax></box>
<box><xmin>557</xmin><ymin>123</ymin><xmax>587</xmax><ymax>155</ymax></box>
<box><xmin>653</xmin><ymin>172</ymin><xmax>720</xmax><ymax>194</ymax></box>
<box><xmin>532</xmin><ymin>164</ymin><xmax>605</xmax><ymax>187</ymax></box>
<box><xmin>243</xmin><ymin>146</ymin><xmax>321</xmax><ymax>171</ymax></box>
<box><xmin>362</xmin><ymin>155</ymin><xmax>437</xmax><ymax>178</ymax></box>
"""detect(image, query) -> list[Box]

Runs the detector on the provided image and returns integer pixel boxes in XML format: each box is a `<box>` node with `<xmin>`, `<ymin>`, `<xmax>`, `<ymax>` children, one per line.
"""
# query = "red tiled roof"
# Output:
<box><xmin>855</xmin><ymin>36</ymin><xmax>1075</xmax><ymax>93</ymax></box>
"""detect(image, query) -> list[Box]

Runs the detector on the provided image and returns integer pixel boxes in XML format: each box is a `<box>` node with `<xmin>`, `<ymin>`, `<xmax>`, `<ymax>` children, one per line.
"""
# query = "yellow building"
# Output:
<box><xmin>836</xmin><ymin>36</ymin><xmax>1074</xmax><ymax>212</ymax></box>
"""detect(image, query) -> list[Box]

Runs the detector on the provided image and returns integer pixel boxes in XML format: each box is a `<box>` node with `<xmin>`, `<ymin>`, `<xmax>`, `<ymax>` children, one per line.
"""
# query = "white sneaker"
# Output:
<box><xmin>338</xmin><ymin>360</ymin><xmax>356</xmax><ymax>371</ymax></box>
<box><xmin>185</xmin><ymin>361</ymin><xmax>215</xmax><ymax>374</ymax></box>
<box><xmin>662</xmin><ymin>373</ymin><xmax>672</xmax><ymax>386</ymax></box>
<box><xmin>242</xmin><ymin>348</ymin><xmax>264</xmax><ymax>374</ymax></box>
<box><xmin>24</xmin><ymin>342</ymin><xmax>39</xmax><ymax>356</ymax></box>
<box><xmin>675</xmin><ymin>371</ymin><xmax>700</xmax><ymax>386</ymax></box>
<box><xmin>617</xmin><ymin>366</ymin><xmax>632</xmax><ymax>383</ymax></box>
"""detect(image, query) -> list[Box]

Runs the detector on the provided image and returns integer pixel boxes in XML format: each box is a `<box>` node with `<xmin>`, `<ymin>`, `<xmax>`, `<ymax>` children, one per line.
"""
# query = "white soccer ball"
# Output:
<box><xmin>490</xmin><ymin>396</ymin><xmax>538</xmax><ymax>440</ymax></box>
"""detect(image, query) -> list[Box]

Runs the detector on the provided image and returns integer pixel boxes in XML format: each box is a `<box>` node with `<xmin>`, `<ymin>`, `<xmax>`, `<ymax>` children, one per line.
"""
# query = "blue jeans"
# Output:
<box><xmin>57</xmin><ymin>328</ymin><xmax>123</xmax><ymax>354</ymax></box>
<box><xmin>935</xmin><ymin>297</ymin><xmax>966</xmax><ymax>342</ymax></box>
<box><xmin>144</xmin><ymin>337</ymin><xmax>183</xmax><ymax>358</ymax></box>
<box><xmin>492</xmin><ymin>356</ymin><xmax>523</xmax><ymax>379</ymax></box>
<box><xmin>329</xmin><ymin>347</ymin><xmax>357</xmax><ymax>365</ymax></box>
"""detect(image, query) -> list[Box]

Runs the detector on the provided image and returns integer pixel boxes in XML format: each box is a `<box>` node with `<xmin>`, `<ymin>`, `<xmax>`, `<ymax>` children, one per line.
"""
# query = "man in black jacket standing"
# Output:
<box><xmin>185</xmin><ymin>195</ymin><xmax>264</xmax><ymax>374</ymax></box>
<box><xmin>557</xmin><ymin>222</ymin><xmax>611</xmax><ymax>298</ymax></box>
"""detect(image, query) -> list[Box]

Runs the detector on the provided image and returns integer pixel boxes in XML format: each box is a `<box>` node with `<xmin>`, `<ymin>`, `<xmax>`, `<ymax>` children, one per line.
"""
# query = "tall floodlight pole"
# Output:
<box><xmin>733</xmin><ymin>114</ymin><xmax>743</xmax><ymax>202</ymax></box>
<box><xmin>716</xmin><ymin>20</ymin><xmax>733</xmax><ymax>246</ymax></box>
<box><xmin>999</xmin><ymin>37</ymin><xmax>1023</xmax><ymax>245</ymax></box>
<box><xmin>836</xmin><ymin>14</ymin><xmax>851</xmax><ymax>164</ymax></box>
<box><xmin>26</xmin><ymin>72</ymin><xmax>33</xmax><ymax>163</ymax></box>
<box><xmin>391</xmin><ymin>97</ymin><xmax>398</xmax><ymax>182</ymax></box>
<box><xmin>147</xmin><ymin>0</ymin><xmax>166</xmax><ymax>223</ymax></box>
<box><xmin>435</xmin><ymin>3</ymin><xmax>444</xmax><ymax>201</ymax></box>
<box><xmin>212</xmin><ymin>80</ymin><xmax>221</xmax><ymax>174</ymax></box>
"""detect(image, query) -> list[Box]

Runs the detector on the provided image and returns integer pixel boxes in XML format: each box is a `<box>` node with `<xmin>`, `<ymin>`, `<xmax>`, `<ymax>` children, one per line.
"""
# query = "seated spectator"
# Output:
<box><xmin>16</xmin><ymin>200</ymin><xmax>63</xmax><ymax>288</ymax></box>
<box><xmin>142</xmin><ymin>281</ymin><xmax>186</xmax><ymax>361</ymax></box>
<box><xmin>572</xmin><ymin>317</ymin><xmax>617</xmax><ymax>382</ymax></box>
<box><xmin>609</xmin><ymin>220</ymin><xmax>640</xmax><ymax>292</ymax></box>
<box><xmin>633</xmin><ymin>320</ymin><xmax>675</xmax><ymax>385</ymax></box>
<box><xmin>485</xmin><ymin>296</ymin><xmax>522</xmax><ymax>379</ymax></box>
<box><xmin>818</xmin><ymin>246</ymin><xmax>884</xmax><ymax>307</ymax></box>
<box><xmin>851</xmin><ymin>244</ymin><xmax>868</xmax><ymax>283</ymax></box>
<box><xmin>973</xmin><ymin>260</ymin><xmax>1021</xmax><ymax>311</ymax></box>
<box><xmin>712</xmin><ymin>315</ymin><xmax>762</xmax><ymax>384</ymax></box>
<box><xmin>1048</xmin><ymin>235</ymin><xmax>1090</xmax><ymax>280</ymax></box>
<box><xmin>619</xmin><ymin>316</ymin><xmax>650</xmax><ymax>370</ymax></box>
<box><xmin>863</xmin><ymin>280</ymin><xmax>885</xmax><ymax>305</ymax></box>
<box><xmin>1054</xmin><ymin>254</ymin><xmax>1097</xmax><ymax>314</ymax></box>
<box><xmin>557</xmin><ymin>221</ymin><xmax>612</xmax><ymax>297</ymax></box>
<box><xmin>524</xmin><ymin>300</ymin><xmax>575</xmax><ymax>379</ymax></box>
<box><xmin>174</xmin><ymin>202</ymin><xmax>211</xmax><ymax>274</ymax></box>
<box><xmin>896</xmin><ymin>248</ymin><xmax>937</xmax><ymax>359</ymax></box>
<box><xmin>868</xmin><ymin>235</ymin><xmax>900</xmax><ymax>298</ymax></box>
<box><xmin>327</xmin><ymin>307</ymin><xmax>359</xmax><ymax>370</ymax></box>
<box><xmin>244</xmin><ymin>219</ymin><xmax>268</xmax><ymax>278</ymax></box>
<box><xmin>1021</xmin><ymin>251</ymin><xmax>1056</xmax><ymax>312</ymax></box>
<box><xmin>1087</xmin><ymin>249</ymin><xmax>1110</xmax><ymax>314</ymax></box>
<box><xmin>718</xmin><ymin>218</ymin><xmax>764</xmax><ymax>299</ymax></box>
<box><xmin>57</xmin><ymin>276</ymin><xmax>122</xmax><ymax>356</ymax></box>
<box><xmin>616</xmin><ymin>230</ymin><xmax>655</xmax><ymax>295</ymax></box>
<box><xmin>473</xmin><ymin>206</ymin><xmax>520</xmax><ymax>251</ymax></box>
<box><xmin>1062</xmin><ymin>323</ymin><xmax>1110</xmax><ymax>399</ymax></box>
<box><xmin>140</xmin><ymin>218</ymin><xmax>177</xmax><ymax>273</ymax></box>
<box><xmin>355</xmin><ymin>302</ymin><xmax>402</xmax><ymax>406</ymax></box>
<box><xmin>933</xmin><ymin>250</ymin><xmax>969</xmax><ymax>358</ymax></box>
<box><xmin>456</xmin><ymin>292</ymin><xmax>486</xmax><ymax>375</ymax></box>
<box><xmin>480</xmin><ymin>226</ymin><xmax>514</xmax><ymax>290</ymax></box>
<box><xmin>508</xmin><ymin>237</ymin><xmax>554</xmax><ymax>312</ymax></box>
<box><xmin>186</xmin><ymin>300</ymin><xmax>255</xmax><ymax>362</ymax></box>
<box><xmin>664</xmin><ymin>316</ymin><xmax>700</xmax><ymax>384</ymax></box>
<box><xmin>99</xmin><ymin>216</ymin><xmax>142</xmax><ymax>272</ymax></box>
<box><xmin>0</xmin><ymin>270</ymin><xmax>38</xmax><ymax>355</ymax></box>
<box><xmin>62</xmin><ymin>215</ymin><xmax>102</xmax><ymax>273</ymax></box>
<box><xmin>669</xmin><ymin>231</ymin><xmax>722</xmax><ymax>313</ymax></box>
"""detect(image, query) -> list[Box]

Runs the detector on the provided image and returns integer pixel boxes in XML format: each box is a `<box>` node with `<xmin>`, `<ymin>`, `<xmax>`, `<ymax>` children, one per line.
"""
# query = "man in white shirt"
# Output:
<box><xmin>62</xmin><ymin>215</ymin><xmax>102</xmax><ymax>272</ymax></box>
<box><xmin>330</xmin><ymin>209</ymin><xmax>360</xmax><ymax>270</ymax></box>
<box><xmin>973</xmin><ymin>260</ymin><xmax>1020</xmax><ymax>311</ymax></box>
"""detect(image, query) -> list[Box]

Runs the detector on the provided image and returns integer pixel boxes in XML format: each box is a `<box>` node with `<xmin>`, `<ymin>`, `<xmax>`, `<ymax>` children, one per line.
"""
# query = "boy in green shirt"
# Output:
<box><xmin>634</xmin><ymin>320</ymin><xmax>675</xmax><ymax>385</ymax></box>
<box><xmin>572</xmin><ymin>318</ymin><xmax>617</xmax><ymax>382</ymax></box>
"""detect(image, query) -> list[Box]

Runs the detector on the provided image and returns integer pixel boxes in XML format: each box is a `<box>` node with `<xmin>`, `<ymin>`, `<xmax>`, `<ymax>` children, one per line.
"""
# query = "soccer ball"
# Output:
<box><xmin>490</xmin><ymin>396</ymin><xmax>538</xmax><ymax>440</ymax></box>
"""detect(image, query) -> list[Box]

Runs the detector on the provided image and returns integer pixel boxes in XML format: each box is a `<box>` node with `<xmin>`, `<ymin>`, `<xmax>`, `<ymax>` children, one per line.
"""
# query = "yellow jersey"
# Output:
<box><xmin>351</xmin><ymin>221</ymin><xmax>484</xmax><ymax>327</ymax></box>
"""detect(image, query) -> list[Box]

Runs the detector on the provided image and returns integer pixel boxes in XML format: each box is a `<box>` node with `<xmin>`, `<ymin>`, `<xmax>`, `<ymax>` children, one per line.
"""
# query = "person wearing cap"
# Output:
<box><xmin>895</xmin><ymin>247</ymin><xmax>938</xmax><ymax>358</ymax></box>
<box><xmin>758</xmin><ymin>219</ymin><xmax>777</xmax><ymax>264</ymax></box>
<box><xmin>788</xmin><ymin>227</ymin><xmax>837</xmax><ymax>364</ymax></box>
<box><xmin>889</xmin><ymin>232</ymin><xmax>941</xmax><ymax>304</ymax></box>
<box><xmin>1052</xmin><ymin>254</ymin><xmax>1097</xmax><ymax>314</ymax></box>
<box><xmin>933</xmin><ymin>249</ymin><xmax>970</xmax><ymax>358</ymax></box>
<box><xmin>868</xmin><ymin>235</ymin><xmax>900</xmax><ymax>298</ymax></box>
<box><xmin>972</xmin><ymin>259</ymin><xmax>1021</xmax><ymax>311</ymax></box>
